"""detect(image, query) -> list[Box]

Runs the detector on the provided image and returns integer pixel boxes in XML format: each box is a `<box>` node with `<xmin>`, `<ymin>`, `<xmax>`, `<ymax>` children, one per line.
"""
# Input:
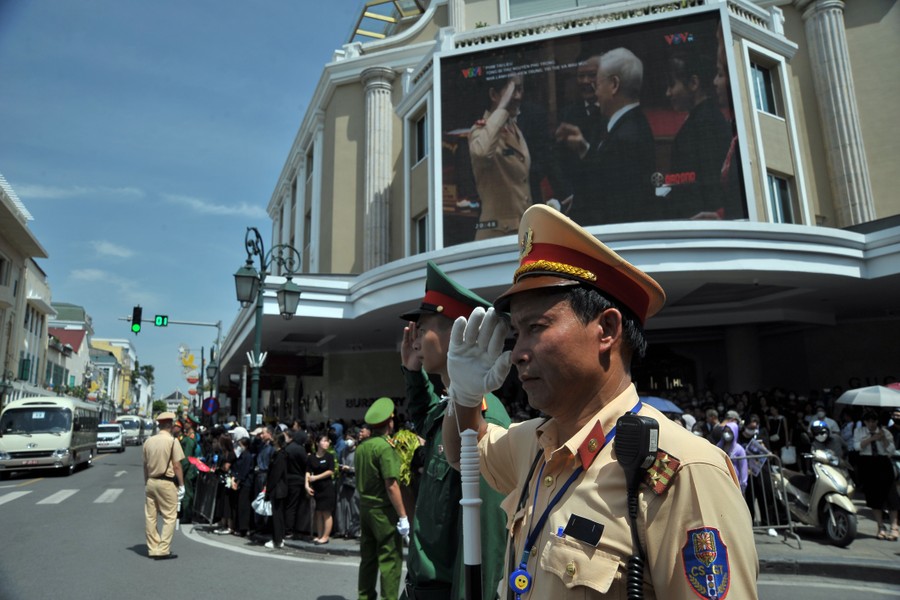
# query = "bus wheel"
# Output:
<box><xmin>66</xmin><ymin>456</ymin><xmax>76</xmax><ymax>476</ymax></box>
<box><xmin>87</xmin><ymin>450</ymin><xmax>94</xmax><ymax>467</ymax></box>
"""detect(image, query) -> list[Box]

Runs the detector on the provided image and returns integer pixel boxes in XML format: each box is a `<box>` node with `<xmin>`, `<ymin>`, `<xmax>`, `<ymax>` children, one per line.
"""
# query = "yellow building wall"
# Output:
<box><xmin>844</xmin><ymin>0</ymin><xmax>900</xmax><ymax>220</ymax></box>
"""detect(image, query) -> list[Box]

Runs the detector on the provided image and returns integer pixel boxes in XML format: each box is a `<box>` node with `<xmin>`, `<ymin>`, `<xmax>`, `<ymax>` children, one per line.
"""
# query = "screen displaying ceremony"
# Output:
<box><xmin>438</xmin><ymin>8</ymin><xmax>747</xmax><ymax>246</ymax></box>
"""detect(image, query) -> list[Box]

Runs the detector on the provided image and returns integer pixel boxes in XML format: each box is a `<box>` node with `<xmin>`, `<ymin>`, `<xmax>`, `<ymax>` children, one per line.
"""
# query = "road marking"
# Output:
<box><xmin>36</xmin><ymin>489</ymin><xmax>78</xmax><ymax>504</ymax></box>
<box><xmin>0</xmin><ymin>491</ymin><xmax>31</xmax><ymax>506</ymax></box>
<box><xmin>115</xmin><ymin>471</ymin><xmax>127</xmax><ymax>477</ymax></box>
<box><xmin>94</xmin><ymin>488</ymin><xmax>124</xmax><ymax>503</ymax></box>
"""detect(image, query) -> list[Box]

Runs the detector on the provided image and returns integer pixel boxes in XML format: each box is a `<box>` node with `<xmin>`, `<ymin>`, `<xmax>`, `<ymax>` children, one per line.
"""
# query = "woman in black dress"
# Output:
<box><xmin>265</xmin><ymin>432</ymin><xmax>289</xmax><ymax>549</ymax></box>
<box><xmin>305</xmin><ymin>433</ymin><xmax>336</xmax><ymax>544</ymax></box>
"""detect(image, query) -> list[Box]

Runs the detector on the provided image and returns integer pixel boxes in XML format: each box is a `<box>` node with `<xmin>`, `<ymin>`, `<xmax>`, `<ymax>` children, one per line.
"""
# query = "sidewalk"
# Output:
<box><xmin>756</xmin><ymin>498</ymin><xmax>900</xmax><ymax>584</ymax></box>
<box><xmin>193</xmin><ymin>498</ymin><xmax>900</xmax><ymax>583</ymax></box>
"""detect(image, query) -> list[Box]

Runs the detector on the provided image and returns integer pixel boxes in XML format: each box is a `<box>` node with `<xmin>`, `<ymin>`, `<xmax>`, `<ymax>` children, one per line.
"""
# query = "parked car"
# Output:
<box><xmin>96</xmin><ymin>423</ymin><xmax>125</xmax><ymax>453</ymax></box>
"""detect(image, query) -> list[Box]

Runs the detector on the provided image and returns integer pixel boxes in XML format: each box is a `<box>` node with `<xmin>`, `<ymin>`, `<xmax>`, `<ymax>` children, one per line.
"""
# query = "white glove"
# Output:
<box><xmin>447</xmin><ymin>307</ymin><xmax>512</xmax><ymax>408</ymax></box>
<box><xmin>177</xmin><ymin>485</ymin><xmax>186</xmax><ymax>501</ymax></box>
<box><xmin>396</xmin><ymin>516</ymin><xmax>410</xmax><ymax>537</ymax></box>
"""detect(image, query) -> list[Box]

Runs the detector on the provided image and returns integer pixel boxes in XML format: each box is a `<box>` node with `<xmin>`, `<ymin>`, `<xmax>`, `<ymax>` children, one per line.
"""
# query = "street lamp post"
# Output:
<box><xmin>233</xmin><ymin>227</ymin><xmax>302</xmax><ymax>429</ymax></box>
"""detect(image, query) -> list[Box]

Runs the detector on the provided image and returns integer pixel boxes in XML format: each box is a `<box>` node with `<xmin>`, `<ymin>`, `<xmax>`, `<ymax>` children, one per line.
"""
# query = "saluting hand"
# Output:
<box><xmin>401</xmin><ymin>321</ymin><xmax>422</xmax><ymax>372</ymax></box>
<box><xmin>447</xmin><ymin>307</ymin><xmax>512</xmax><ymax>408</ymax></box>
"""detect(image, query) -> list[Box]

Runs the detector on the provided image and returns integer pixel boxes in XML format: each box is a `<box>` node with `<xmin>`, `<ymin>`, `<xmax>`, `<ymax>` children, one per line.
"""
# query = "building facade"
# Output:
<box><xmin>0</xmin><ymin>174</ymin><xmax>52</xmax><ymax>408</ymax></box>
<box><xmin>217</xmin><ymin>0</ymin><xmax>900</xmax><ymax>424</ymax></box>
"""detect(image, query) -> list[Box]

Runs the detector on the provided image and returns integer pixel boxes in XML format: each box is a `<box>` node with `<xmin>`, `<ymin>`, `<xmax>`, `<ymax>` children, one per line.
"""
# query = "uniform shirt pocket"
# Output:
<box><xmin>540</xmin><ymin>534</ymin><xmax>623</xmax><ymax>596</ymax></box>
<box><xmin>425</xmin><ymin>452</ymin><xmax>452</xmax><ymax>481</ymax></box>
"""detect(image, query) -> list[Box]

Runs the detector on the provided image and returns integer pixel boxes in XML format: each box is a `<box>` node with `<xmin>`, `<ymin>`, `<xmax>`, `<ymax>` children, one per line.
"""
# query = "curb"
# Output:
<box><xmin>759</xmin><ymin>556</ymin><xmax>900</xmax><ymax>585</ymax></box>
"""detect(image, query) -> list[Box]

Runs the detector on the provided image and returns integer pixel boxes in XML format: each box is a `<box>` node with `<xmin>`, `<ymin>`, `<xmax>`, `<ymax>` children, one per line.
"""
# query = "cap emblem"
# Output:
<box><xmin>519</xmin><ymin>226</ymin><xmax>534</xmax><ymax>260</ymax></box>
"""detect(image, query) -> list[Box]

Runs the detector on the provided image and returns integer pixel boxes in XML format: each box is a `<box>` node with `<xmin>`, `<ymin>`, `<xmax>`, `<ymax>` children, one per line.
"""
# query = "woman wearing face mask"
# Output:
<box><xmin>853</xmin><ymin>411</ymin><xmax>899</xmax><ymax>541</ymax></box>
<box><xmin>336</xmin><ymin>431</ymin><xmax>360</xmax><ymax>539</ymax></box>
<box><xmin>717</xmin><ymin>421</ymin><xmax>748</xmax><ymax>493</ymax></box>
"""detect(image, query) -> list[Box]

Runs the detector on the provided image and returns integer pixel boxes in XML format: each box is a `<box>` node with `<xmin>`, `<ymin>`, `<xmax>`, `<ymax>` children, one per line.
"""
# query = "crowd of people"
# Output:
<box><xmin>648</xmin><ymin>387</ymin><xmax>900</xmax><ymax>541</ymax></box>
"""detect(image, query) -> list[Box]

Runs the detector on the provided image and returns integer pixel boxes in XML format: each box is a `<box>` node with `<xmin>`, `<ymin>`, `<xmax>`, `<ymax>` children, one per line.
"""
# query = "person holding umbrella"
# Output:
<box><xmin>853</xmin><ymin>410</ymin><xmax>899</xmax><ymax>541</ymax></box>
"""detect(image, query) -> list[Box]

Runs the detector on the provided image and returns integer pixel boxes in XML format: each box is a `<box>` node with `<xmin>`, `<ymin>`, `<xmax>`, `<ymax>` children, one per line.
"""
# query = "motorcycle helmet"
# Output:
<box><xmin>810</xmin><ymin>420</ymin><xmax>829</xmax><ymax>443</ymax></box>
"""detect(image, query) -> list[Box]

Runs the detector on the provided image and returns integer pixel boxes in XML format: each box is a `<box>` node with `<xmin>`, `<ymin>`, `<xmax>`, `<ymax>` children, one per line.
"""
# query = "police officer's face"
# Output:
<box><xmin>508</xmin><ymin>291</ymin><xmax>606</xmax><ymax>416</ymax></box>
<box><xmin>415</xmin><ymin>314</ymin><xmax>451</xmax><ymax>376</ymax></box>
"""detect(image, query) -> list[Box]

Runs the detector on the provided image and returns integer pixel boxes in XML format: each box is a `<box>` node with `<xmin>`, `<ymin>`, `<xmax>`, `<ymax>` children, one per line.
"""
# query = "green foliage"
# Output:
<box><xmin>152</xmin><ymin>400</ymin><xmax>167</xmax><ymax>414</ymax></box>
<box><xmin>391</xmin><ymin>429</ymin><xmax>421</xmax><ymax>487</ymax></box>
<box><xmin>474</xmin><ymin>21</ymin><xmax>489</xmax><ymax>28</ymax></box>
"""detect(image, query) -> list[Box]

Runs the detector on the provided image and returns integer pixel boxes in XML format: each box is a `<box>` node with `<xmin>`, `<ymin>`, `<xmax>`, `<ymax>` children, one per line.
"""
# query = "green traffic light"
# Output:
<box><xmin>131</xmin><ymin>322</ymin><xmax>141</xmax><ymax>333</ymax></box>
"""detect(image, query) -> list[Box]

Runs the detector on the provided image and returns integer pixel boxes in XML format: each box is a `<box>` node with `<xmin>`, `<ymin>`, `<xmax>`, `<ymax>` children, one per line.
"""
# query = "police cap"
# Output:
<box><xmin>365</xmin><ymin>397</ymin><xmax>395</xmax><ymax>427</ymax></box>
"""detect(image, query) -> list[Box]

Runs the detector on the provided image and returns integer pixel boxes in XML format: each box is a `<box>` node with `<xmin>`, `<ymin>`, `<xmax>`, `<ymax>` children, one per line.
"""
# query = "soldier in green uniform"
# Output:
<box><xmin>175</xmin><ymin>414</ymin><xmax>200</xmax><ymax>523</ymax></box>
<box><xmin>356</xmin><ymin>397</ymin><xmax>409</xmax><ymax>600</ymax></box>
<box><xmin>399</xmin><ymin>261</ymin><xmax>511</xmax><ymax>600</ymax></box>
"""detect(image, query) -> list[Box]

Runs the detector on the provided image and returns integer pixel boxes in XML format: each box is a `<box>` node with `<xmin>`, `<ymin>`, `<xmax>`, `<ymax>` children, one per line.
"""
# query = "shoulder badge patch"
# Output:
<box><xmin>643</xmin><ymin>450</ymin><xmax>680</xmax><ymax>495</ymax></box>
<box><xmin>682</xmin><ymin>527</ymin><xmax>730</xmax><ymax>598</ymax></box>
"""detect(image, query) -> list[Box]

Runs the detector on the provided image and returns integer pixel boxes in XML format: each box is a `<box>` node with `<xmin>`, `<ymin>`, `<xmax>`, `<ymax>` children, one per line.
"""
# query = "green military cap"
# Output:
<box><xmin>365</xmin><ymin>397</ymin><xmax>395</xmax><ymax>427</ymax></box>
<box><xmin>185</xmin><ymin>413</ymin><xmax>201</xmax><ymax>425</ymax></box>
<box><xmin>400</xmin><ymin>261</ymin><xmax>491</xmax><ymax>322</ymax></box>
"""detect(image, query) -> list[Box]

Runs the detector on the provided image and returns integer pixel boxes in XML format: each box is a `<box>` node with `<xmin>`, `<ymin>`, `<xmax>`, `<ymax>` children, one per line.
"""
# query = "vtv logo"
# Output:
<box><xmin>461</xmin><ymin>66</ymin><xmax>483</xmax><ymax>79</ymax></box>
<box><xmin>665</xmin><ymin>32</ymin><xmax>694</xmax><ymax>45</ymax></box>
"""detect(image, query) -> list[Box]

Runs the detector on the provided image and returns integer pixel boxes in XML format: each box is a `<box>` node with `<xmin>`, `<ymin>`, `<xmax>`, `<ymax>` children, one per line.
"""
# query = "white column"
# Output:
<box><xmin>310</xmin><ymin>110</ymin><xmax>325</xmax><ymax>273</ymax></box>
<box><xmin>362</xmin><ymin>67</ymin><xmax>396</xmax><ymax>271</ymax></box>
<box><xmin>796</xmin><ymin>0</ymin><xmax>875</xmax><ymax>227</ymax></box>
<box><xmin>449</xmin><ymin>0</ymin><xmax>465</xmax><ymax>32</ymax></box>
<box><xmin>295</xmin><ymin>156</ymin><xmax>308</xmax><ymax>270</ymax></box>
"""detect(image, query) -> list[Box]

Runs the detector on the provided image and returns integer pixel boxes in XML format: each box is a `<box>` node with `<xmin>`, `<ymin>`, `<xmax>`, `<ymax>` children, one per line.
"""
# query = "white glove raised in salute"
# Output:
<box><xmin>447</xmin><ymin>307</ymin><xmax>512</xmax><ymax>408</ymax></box>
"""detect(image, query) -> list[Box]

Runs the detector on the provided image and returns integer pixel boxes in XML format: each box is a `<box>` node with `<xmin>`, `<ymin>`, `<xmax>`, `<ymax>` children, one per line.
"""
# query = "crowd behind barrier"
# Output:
<box><xmin>183</xmin><ymin>383</ymin><xmax>900</xmax><ymax>548</ymax></box>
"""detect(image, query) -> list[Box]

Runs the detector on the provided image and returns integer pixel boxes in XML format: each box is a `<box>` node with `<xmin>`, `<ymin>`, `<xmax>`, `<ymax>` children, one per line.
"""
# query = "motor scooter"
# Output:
<box><xmin>770</xmin><ymin>449</ymin><xmax>857</xmax><ymax>546</ymax></box>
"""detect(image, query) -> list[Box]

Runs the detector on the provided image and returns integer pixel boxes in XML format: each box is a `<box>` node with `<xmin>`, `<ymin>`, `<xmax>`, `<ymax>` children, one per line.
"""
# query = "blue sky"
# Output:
<box><xmin>0</xmin><ymin>1</ymin><xmax>356</xmax><ymax>399</ymax></box>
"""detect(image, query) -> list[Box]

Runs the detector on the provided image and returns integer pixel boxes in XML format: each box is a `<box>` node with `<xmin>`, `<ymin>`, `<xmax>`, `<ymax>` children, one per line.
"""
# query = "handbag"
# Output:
<box><xmin>251</xmin><ymin>491</ymin><xmax>272</xmax><ymax>516</ymax></box>
<box><xmin>780</xmin><ymin>445</ymin><xmax>797</xmax><ymax>465</ymax></box>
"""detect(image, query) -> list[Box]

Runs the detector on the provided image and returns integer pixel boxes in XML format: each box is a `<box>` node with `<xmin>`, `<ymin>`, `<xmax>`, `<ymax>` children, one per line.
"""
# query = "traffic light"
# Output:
<box><xmin>154</xmin><ymin>315</ymin><xmax>168</xmax><ymax>327</ymax></box>
<box><xmin>131</xmin><ymin>306</ymin><xmax>142</xmax><ymax>334</ymax></box>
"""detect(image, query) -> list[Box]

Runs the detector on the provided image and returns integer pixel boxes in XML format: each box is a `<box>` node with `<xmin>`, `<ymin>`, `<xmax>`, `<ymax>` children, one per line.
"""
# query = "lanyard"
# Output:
<box><xmin>509</xmin><ymin>400</ymin><xmax>642</xmax><ymax>599</ymax></box>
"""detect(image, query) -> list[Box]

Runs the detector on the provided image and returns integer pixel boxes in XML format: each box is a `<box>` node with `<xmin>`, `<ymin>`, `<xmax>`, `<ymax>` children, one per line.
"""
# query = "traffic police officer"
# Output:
<box><xmin>442</xmin><ymin>205</ymin><xmax>759</xmax><ymax>598</ymax></box>
<box><xmin>399</xmin><ymin>261</ymin><xmax>510</xmax><ymax>599</ymax></box>
<box><xmin>143</xmin><ymin>411</ymin><xmax>185</xmax><ymax>560</ymax></box>
<box><xmin>356</xmin><ymin>397</ymin><xmax>409</xmax><ymax>600</ymax></box>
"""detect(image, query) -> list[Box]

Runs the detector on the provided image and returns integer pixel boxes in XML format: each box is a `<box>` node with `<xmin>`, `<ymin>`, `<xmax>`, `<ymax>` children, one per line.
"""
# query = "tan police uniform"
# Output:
<box><xmin>469</xmin><ymin>108</ymin><xmax>531</xmax><ymax>241</ymax></box>
<box><xmin>479</xmin><ymin>385</ymin><xmax>759</xmax><ymax>599</ymax></box>
<box><xmin>143</xmin><ymin>429</ymin><xmax>185</xmax><ymax>557</ymax></box>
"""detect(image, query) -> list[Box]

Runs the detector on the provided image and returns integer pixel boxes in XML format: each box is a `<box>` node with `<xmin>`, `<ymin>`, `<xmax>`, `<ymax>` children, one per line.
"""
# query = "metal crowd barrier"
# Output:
<box><xmin>192</xmin><ymin>471</ymin><xmax>219</xmax><ymax>525</ymax></box>
<box><xmin>732</xmin><ymin>452</ymin><xmax>802</xmax><ymax>549</ymax></box>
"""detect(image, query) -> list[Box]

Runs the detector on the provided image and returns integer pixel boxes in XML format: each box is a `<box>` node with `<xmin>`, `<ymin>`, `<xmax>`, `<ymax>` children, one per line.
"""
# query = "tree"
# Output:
<box><xmin>152</xmin><ymin>400</ymin><xmax>167</xmax><ymax>415</ymax></box>
<box><xmin>139</xmin><ymin>364</ymin><xmax>155</xmax><ymax>385</ymax></box>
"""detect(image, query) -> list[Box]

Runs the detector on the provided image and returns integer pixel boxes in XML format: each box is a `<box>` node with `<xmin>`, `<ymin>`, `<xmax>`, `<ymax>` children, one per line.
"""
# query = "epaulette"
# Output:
<box><xmin>643</xmin><ymin>450</ymin><xmax>681</xmax><ymax>495</ymax></box>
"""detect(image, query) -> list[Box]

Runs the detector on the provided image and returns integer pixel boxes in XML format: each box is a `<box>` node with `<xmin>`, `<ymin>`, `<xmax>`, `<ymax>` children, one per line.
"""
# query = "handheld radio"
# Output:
<box><xmin>615</xmin><ymin>413</ymin><xmax>659</xmax><ymax>600</ymax></box>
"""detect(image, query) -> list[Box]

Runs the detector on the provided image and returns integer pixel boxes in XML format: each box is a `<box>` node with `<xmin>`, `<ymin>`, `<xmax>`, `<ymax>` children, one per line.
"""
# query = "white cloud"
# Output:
<box><xmin>16</xmin><ymin>184</ymin><xmax>145</xmax><ymax>200</ymax></box>
<box><xmin>91</xmin><ymin>240</ymin><xmax>134</xmax><ymax>258</ymax></box>
<box><xmin>70</xmin><ymin>269</ymin><xmax>161</xmax><ymax>306</ymax></box>
<box><xmin>162</xmin><ymin>193</ymin><xmax>266</xmax><ymax>218</ymax></box>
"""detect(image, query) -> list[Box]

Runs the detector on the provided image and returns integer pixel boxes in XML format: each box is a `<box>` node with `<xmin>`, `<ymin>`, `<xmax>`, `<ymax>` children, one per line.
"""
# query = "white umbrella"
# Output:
<box><xmin>835</xmin><ymin>385</ymin><xmax>900</xmax><ymax>408</ymax></box>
